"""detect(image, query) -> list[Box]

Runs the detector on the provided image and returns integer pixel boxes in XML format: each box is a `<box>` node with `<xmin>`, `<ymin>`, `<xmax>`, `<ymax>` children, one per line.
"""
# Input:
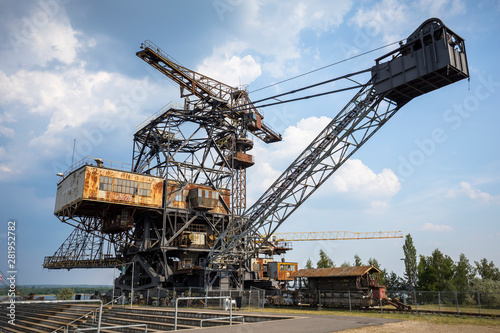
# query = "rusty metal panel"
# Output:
<box><xmin>188</xmin><ymin>187</ymin><xmax>219</xmax><ymax>210</ymax></box>
<box><xmin>54</xmin><ymin>167</ymin><xmax>86</xmax><ymax>213</ymax></box>
<box><xmin>233</xmin><ymin>152</ymin><xmax>254</xmax><ymax>168</ymax></box>
<box><xmin>269</xmin><ymin>262</ymin><xmax>298</xmax><ymax>281</ymax></box>
<box><xmin>84</xmin><ymin>166</ymin><xmax>164</xmax><ymax>207</ymax></box>
<box><xmin>165</xmin><ymin>182</ymin><xmax>230</xmax><ymax>214</ymax></box>
<box><xmin>54</xmin><ymin>165</ymin><xmax>164</xmax><ymax>215</ymax></box>
<box><xmin>291</xmin><ymin>265</ymin><xmax>379</xmax><ymax>278</ymax></box>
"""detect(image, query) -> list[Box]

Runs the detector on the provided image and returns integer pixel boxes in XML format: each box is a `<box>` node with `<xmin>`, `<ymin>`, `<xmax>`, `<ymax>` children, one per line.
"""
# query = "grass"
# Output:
<box><xmin>243</xmin><ymin>306</ymin><xmax>500</xmax><ymax>327</ymax></box>
<box><xmin>407</xmin><ymin>303</ymin><xmax>500</xmax><ymax>315</ymax></box>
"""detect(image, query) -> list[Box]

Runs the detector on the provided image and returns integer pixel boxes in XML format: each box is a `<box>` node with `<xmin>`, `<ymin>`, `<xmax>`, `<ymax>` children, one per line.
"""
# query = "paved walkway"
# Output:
<box><xmin>180</xmin><ymin>310</ymin><xmax>400</xmax><ymax>333</ymax></box>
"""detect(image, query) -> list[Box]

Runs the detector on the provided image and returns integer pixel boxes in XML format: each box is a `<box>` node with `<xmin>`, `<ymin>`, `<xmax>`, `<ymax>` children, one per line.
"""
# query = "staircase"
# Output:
<box><xmin>1</xmin><ymin>302</ymin><xmax>292</xmax><ymax>332</ymax></box>
<box><xmin>0</xmin><ymin>302</ymin><xmax>101</xmax><ymax>332</ymax></box>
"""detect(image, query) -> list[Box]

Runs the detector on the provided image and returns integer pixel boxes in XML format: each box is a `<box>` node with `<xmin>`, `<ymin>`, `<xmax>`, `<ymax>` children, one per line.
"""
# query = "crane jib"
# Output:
<box><xmin>209</xmin><ymin>18</ymin><xmax>469</xmax><ymax>268</ymax></box>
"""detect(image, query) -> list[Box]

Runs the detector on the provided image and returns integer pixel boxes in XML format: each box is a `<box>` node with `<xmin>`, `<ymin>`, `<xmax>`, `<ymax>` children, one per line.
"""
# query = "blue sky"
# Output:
<box><xmin>0</xmin><ymin>0</ymin><xmax>499</xmax><ymax>286</ymax></box>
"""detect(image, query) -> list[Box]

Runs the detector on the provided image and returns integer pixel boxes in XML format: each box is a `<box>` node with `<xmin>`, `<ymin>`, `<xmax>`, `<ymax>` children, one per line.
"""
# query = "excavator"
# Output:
<box><xmin>45</xmin><ymin>18</ymin><xmax>468</xmax><ymax>294</ymax></box>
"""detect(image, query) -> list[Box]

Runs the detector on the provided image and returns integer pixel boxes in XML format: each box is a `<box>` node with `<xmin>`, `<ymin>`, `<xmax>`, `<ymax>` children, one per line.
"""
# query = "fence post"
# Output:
<box><xmin>477</xmin><ymin>292</ymin><xmax>481</xmax><ymax>315</ymax></box>
<box><xmin>438</xmin><ymin>291</ymin><xmax>441</xmax><ymax>312</ymax></box>
<box><xmin>455</xmin><ymin>291</ymin><xmax>460</xmax><ymax>316</ymax></box>
<box><xmin>348</xmin><ymin>290</ymin><xmax>352</xmax><ymax>312</ymax></box>
<box><xmin>414</xmin><ymin>290</ymin><xmax>418</xmax><ymax>314</ymax></box>
<box><xmin>379</xmin><ymin>295</ymin><xmax>383</xmax><ymax>313</ymax></box>
<box><xmin>257</xmin><ymin>289</ymin><xmax>261</xmax><ymax>309</ymax></box>
<box><xmin>248</xmin><ymin>290</ymin><xmax>251</xmax><ymax>311</ymax></box>
<box><xmin>205</xmin><ymin>288</ymin><xmax>208</xmax><ymax>308</ymax></box>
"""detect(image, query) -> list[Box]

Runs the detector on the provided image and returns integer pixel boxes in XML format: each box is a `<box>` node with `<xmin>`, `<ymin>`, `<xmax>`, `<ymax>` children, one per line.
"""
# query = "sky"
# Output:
<box><xmin>0</xmin><ymin>0</ymin><xmax>499</xmax><ymax>286</ymax></box>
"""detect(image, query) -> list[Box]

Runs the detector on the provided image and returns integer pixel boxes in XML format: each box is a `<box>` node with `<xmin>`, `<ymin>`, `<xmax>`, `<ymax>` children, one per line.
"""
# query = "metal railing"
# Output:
<box><xmin>60</xmin><ymin>156</ymin><xmax>132</xmax><ymax>179</ymax></box>
<box><xmin>136</xmin><ymin>102</ymin><xmax>182</xmax><ymax>132</ymax></box>
<box><xmin>51</xmin><ymin>296</ymin><xmax>125</xmax><ymax>333</ymax></box>
<box><xmin>200</xmin><ymin>315</ymin><xmax>244</xmax><ymax>328</ymax></box>
<box><xmin>174</xmin><ymin>296</ymin><xmax>236</xmax><ymax>330</ymax></box>
<box><xmin>75</xmin><ymin>324</ymin><xmax>147</xmax><ymax>332</ymax></box>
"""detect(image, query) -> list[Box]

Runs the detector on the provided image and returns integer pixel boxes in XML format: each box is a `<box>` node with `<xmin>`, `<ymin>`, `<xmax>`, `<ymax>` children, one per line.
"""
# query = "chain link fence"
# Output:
<box><xmin>132</xmin><ymin>286</ymin><xmax>266</xmax><ymax>310</ymax></box>
<box><xmin>386</xmin><ymin>290</ymin><xmax>500</xmax><ymax>315</ymax></box>
<box><xmin>129</xmin><ymin>287</ymin><xmax>500</xmax><ymax>315</ymax></box>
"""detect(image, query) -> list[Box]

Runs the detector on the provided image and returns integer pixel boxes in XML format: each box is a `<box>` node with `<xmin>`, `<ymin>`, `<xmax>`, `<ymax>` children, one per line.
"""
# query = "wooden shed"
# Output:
<box><xmin>291</xmin><ymin>265</ymin><xmax>381</xmax><ymax>291</ymax></box>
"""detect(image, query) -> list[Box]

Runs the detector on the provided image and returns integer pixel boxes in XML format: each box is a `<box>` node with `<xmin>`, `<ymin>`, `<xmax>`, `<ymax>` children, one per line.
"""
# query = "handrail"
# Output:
<box><xmin>136</xmin><ymin>101</ymin><xmax>181</xmax><ymax>132</ymax></box>
<box><xmin>200</xmin><ymin>315</ymin><xmax>244</xmax><ymax>328</ymax></box>
<box><xmin>52</xmin><ymin>296</ymin><xmax>125</xmax><ymax>333</ymax></box>
<box><xmin>141</xmin><ymin>40</ymin><xmax>184</xmax><ymax>69</ymax></box>
<box><xmin>60</xmin><ymin>156</ymin><xmax>133</xmax><ymax>179</ymax></box>
<box><xmin>76</xmin><ymin>324</ymin><xmax>147</xmax><ymax>332</ymax></box>
<box><xmin>174</xmin><ymin>296</ymin><xmax>233</xmax><ymax>330</ymax></box>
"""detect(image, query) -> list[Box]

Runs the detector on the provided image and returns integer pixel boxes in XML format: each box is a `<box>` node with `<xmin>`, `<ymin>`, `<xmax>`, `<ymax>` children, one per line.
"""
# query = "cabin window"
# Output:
<box><xmin>99</xmin><ymin>176</ymin><xmax>113</xmax><ymax>191</ymax></box>
<box><xmin>113</xmin><ymin>178</ymin><xmax>138</xmax><ymax>195</ymax></box>
<box><xmin>139</xmin><ymin>182</ymin><xmax>151</xmax><ymax>197</ymax></box>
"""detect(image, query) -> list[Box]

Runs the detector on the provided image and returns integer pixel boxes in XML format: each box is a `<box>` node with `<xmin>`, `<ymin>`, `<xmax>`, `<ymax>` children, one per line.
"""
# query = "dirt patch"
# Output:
<box><xmin>344</xmin><ymin>320</ymin><xmax>500</xmax><ymax>332</ymax></box>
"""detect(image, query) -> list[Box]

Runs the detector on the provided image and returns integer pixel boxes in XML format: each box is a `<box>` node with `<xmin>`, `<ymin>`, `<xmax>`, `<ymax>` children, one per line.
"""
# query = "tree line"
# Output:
<box><xmin>304</xmin><ymin>234</ymin><xmax>500</xmax><ymax>294</ymax></box>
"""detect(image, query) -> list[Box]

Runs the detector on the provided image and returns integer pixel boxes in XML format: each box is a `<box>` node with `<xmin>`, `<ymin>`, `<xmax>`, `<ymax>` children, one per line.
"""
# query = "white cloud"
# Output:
<box><xmin>350</xmin><ymin>0</ymin><xmax>466</xmax><ymax>44</ymax></box>
<box><xmin>0</xmin><ymin>125</ymin><xmax>15</xmax><ymax>138</ymax></box>
<box><xmin>350</xmin><ymin>0</ymin><xmax>410</xmax><ymax>44</ymax></box>
<box><xmin>274</xmin><ymin>116</ymin><xmax>331</xmax><ymax>158</ymax></box>
<box><xmin>247</xmin><ymin>116</ymin><xmax>401</xmax><ymax>207</ymax></box>
<box><xmin>418</xmin><ymin>0</ymin><xmax>466</xmax><ymax>17</ymax></box>
<box><xmin>421</xmin><ymin>222</ymin><xmax>453</xmax><ymax>232</ymax></box>
<box><xmin>447</xmin><ymin>182</ymin><xmax>500</xmax><ymax>204</ymax></box>
<box><xmin>201</xmin><ymin>1</ymin><xmax>353</xmax><ymax>79</ymax></box>
<box><xmin>0</xmin><ymin>62</ymin><xmax>168</xmax><ymax>180</ymax></box>
<box><xmin>331</xmin><ymin>159</ymin><xmax>401</xmax><ymax>199</ymax></box>
<box><xmin>7</xmin><ymin>13</ymin><xmax>81</xmax><ymax>67</ymax></box>
<box><xmin>197</xmin><ymin>42</ymin><xmax>262</xmax><ymax>87</ymax></box>
<box><xmin>0</xmin><ymin>8</ymin><xmax>170</xmax><ymax>181</ymax></box>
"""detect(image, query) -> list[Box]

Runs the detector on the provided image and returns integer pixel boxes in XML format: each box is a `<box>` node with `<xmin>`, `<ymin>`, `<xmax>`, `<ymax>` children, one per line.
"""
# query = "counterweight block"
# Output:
<box><xmin>371</xmin><ymin>18</ymin><xmax>469</xmax><ymax>105</ymax></box>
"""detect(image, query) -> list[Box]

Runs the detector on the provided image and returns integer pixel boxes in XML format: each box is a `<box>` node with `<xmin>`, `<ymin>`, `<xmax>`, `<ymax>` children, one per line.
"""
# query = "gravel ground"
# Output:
<box><xmin>343</xmin><ymin>320</ymin><xmax>500</xmax><ymax>332</ymax></box>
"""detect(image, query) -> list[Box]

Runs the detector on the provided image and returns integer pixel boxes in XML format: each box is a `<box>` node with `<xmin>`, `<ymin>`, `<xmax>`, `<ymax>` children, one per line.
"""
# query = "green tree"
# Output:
<box><xmin>305</xmin><ymin>258</ymin><xmax>314</xmax><ymax>269</ymax></box>
<box><xmin>354</xmin><ymin>254</ymin><xmax>363</xmax><ymax>266</ymax></box>
<box><xmin>402</xmin><ymin>234</ymin><xmax>417</xmax><ymax>288</ymax></box>
<box><xmin>386</xmin><ymin>271</ymin><xmax>404</xmax><ymax>290</ymax></box>
<box><xmin>475</xmin><ymin>258</ymin><xmax>500</xmax><ymax>280</ymax></box>
<box><xmin>340</xmin><ymin>261</ymin><xmax>351</xmax><ymax>267</ymax></box>
<box><xmin>417</xmin><ymin>249</ymin><xmax>455</xmax><ymax>291</ymax></box>
<box><xmin>368</xmin><ymin>258</ymin><xmax>380</xmax><ymax>269</ymax></box>
<box><xmin>56</xmin><ymin>288</ymin><xmax>74</xmax><ymax>300</ymax></box>
<box><xmin>368</xmin><ymin>258</ymin><xmax>387</xmax><ymax>285</ymax></box>
<box><xmin>453</xmin><ymin>253</ymin><xmax>475</xmax><ymax>291</ymax></box>
<box><xmin>472</xmin><ymin>279</ymin><xmax>500</xmax><ymax>307</ymax></box>
<box><xmin>317</xmin><ymin>250</ymin><xmax>334</xmax><ymax>268</ymax></box>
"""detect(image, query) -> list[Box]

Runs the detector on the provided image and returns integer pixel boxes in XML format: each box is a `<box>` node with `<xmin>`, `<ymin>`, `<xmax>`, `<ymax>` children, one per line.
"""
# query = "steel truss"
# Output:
<box><xmin>43</xmin><ymin>216</ymin><xmax>128</xmax><ymax>269</ymax></box>
<box><xmin>208</xmin><ymin>81</ymin><xmax>401</xmax><ymax>267</ymax></box>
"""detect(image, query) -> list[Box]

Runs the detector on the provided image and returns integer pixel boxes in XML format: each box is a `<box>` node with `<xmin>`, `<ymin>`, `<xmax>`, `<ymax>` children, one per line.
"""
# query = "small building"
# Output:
<box><xmin>292</xmin><ymin>265</ymin><xmax>382</xmax><ymax>291</ymax></box>
<box><xmin>291</xmin><ymin>265</ymin><xmax>385</xmax><ymax>308</ymax></box>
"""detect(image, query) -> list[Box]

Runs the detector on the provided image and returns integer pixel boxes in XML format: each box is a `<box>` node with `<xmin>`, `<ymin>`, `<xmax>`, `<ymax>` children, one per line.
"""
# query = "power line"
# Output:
<box><xmin>249</xmin><ymin>40</ymin><xmax>403</xmax><ymax>94</ymax></box>
<box><xmin>251</xmin><ymin>68</ymin><xmax>370</xmax><ymax>106</ymax></box>
<box><xmin>230</xmin><ymin>68</ymin><xmax>371</xmax><ymax>114</ymax></box>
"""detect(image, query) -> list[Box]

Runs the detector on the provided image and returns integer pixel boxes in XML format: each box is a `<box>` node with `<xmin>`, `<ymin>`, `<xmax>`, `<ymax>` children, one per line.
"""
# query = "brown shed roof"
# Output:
<box><xmin>291</xmin><ymin>265</ymin><xmax>380</xmax><ymax>278</ymax></box>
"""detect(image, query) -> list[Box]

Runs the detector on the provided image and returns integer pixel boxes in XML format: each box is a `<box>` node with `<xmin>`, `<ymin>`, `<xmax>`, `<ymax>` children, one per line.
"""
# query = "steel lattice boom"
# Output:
<box><xmin>207</xmin><ymin>18</ymin><xmax>469</xmax><ymax>269</ymax></box>
<box><xmin>266</xmin><ymin>231</ymin><xmax>404</xmax><ymax>242</ymax></box>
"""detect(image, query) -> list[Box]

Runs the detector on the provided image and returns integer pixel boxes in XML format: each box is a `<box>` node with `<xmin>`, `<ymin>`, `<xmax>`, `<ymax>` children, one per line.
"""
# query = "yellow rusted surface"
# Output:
<box><xmin>55</xmin><ymin>165</ymin><xmax>231</xmax><ymax>216</ymax></box>
<box><xmin>166</xmin><ymin>182</ymin><xmax>230</xmax><ymax>214</ymax></box>
<box><xmin>291</xmin><ymin>265</ymin><xmax>380</xmax><ymax>278</ymax></box>
<box><xmin>276</xmin><ymin>262</ymin><xmax>298</xmax><ymax>281</ymax></box>
<box><xmin>84</xmin><ymin>166</ymin><xmax>163</xmax><ymax>207</ymax></box>
<box><xmin>55</xmin><ymin>165</ymin><xmax>164</xmax><ymax>215</ymax></box>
